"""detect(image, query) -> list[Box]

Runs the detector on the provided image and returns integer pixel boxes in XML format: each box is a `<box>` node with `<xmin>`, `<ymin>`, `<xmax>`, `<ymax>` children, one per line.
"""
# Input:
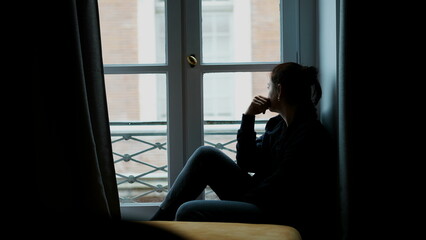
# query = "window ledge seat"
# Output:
<box><xmin>140</xmin><ymin>221</ymin><xmax>302</xmax><ymax>240</ymax></box>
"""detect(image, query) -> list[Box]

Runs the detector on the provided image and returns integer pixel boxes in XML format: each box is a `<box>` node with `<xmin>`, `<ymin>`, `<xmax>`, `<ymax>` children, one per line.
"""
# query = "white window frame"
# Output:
<box><xmin>102</xmin><ymin>0</ymin><xmax>316</xmax><ymax>221</ymax></box>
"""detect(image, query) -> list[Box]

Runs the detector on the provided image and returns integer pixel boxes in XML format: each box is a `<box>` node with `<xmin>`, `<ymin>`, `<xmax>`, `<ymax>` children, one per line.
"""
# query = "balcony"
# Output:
<box><xmin>110</xmin><ymin>120</ymin><xmax>267</xmax><ymax>203</ymax></box>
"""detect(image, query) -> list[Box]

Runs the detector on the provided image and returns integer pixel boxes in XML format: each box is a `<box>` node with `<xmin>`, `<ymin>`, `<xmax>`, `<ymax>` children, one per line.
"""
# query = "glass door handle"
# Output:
<box><xmin>186</xmin><ymin>55</ymin><xmax>198</xmax><ymax>68</ymax></box>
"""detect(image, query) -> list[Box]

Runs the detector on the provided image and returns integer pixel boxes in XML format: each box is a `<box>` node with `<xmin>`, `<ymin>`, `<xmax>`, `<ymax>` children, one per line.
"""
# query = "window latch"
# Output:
<box><xmin>186</xmin><ymin>55</ymin><xmax>198</xmax><ymax>68</ymax></box>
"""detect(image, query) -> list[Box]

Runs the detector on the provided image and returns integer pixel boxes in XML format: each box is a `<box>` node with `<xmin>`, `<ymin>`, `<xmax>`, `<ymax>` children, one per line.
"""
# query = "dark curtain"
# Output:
<box><xmin>32</xmin><ymin>0</ymin><xmax>120</xmax><ymax>222</ymax></box>
<box><xmin>337</xmin><ymin>1</ymin><xmax>407</xmax><ymax>239</ymax></box>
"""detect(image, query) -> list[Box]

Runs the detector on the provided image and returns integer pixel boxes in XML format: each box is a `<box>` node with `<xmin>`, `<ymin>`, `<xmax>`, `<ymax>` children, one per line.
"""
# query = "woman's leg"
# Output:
<box><xmin>151</xmin><ymin>146</ymin><xmax>253</xmax><ymax>221</ymax></box>
<box><xmin>176</xmin><ymin>200</ymin><xmax>264</xmax><ymax>223</ymax></box>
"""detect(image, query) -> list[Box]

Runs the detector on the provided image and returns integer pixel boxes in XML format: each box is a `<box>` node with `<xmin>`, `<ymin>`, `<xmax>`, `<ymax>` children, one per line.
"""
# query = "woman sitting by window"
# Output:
<box><xmin>151</xmin><ymin>62</ymin><xmax>338</xmax><ymax>240</ymax></box>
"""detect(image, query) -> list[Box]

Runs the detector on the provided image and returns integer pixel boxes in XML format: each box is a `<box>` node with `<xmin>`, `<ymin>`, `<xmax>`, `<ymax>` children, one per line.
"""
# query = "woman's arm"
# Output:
<box><xmin>236</xmin><ymin>114</ymin><xmax>264</xmax><ymax>172</ymax></box>
<box><xmin>236</xmin><ymin>96</ymin><xmax>271</xmax><ymax>172</ymax></box>
<box><xmin>237</xmin><ymin>96</ymin><xmax>271</xmax><ymax>173</ymax></box>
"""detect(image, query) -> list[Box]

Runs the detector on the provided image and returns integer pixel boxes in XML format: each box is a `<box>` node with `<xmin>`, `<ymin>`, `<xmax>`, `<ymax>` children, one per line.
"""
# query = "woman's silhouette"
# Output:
<box><xmin>151</xmin><ymin>62</ymin><xmax>338</xmax><ymax>239</ymax></box>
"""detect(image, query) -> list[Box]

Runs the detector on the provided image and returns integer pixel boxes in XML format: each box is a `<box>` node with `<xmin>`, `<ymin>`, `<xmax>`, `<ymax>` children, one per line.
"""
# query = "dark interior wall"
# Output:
<box><xmin>316</xmin><ymin>0</ymin><xmax>341</xmax><ymax>238</ymax></box>
<box><xmin>320</xmin><ymin>1</ymin><xmax>385</xmax><ymax>238</ymax></box>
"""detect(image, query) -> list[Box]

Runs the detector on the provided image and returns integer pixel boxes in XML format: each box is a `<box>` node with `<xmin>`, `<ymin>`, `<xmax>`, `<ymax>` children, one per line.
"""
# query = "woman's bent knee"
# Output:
<box><xmin>175</xmin><ymin>201</ymin><xmax>205</xmax><ymax>221</ymax></box>
<box><xmin>194</xmin><ymin>146</ymin><xmax>221</xmax><ymax>157</ymax></box>
<box><xmin>188</xmin><ymin>146</ymin><xmax>228</xmax><ymax>167</ymax></box>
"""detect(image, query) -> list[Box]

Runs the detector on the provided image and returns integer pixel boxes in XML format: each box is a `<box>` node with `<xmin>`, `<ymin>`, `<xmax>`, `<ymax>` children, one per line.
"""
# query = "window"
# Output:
<box><xmin>99</xmin><ymin>0</ymin><xmax>301</xmax><ymax>217</ymax></box>
<box><xmin>100</xmin><ymin>0</ymin><xmax>169</xmax><ymax>204</ymax></box>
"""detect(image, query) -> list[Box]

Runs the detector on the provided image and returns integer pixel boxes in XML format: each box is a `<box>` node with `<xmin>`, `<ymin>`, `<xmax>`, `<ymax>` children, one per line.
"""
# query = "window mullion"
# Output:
<box><xmin>166</xmin><ymin>0</ymin><xmax>185</xmax><ymax>186</ymax></box>
<box><xmin>182</xmin><ymin>0</ymin><xmax>204</xmax><ymax>163</ymax></box>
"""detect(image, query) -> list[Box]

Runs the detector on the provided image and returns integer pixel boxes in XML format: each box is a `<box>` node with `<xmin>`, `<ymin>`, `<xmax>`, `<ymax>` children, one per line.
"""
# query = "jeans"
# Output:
<box><xmin>151</xmin><ymin>146</ymin><xmax>265</xmax><ymax>223</ymax></box>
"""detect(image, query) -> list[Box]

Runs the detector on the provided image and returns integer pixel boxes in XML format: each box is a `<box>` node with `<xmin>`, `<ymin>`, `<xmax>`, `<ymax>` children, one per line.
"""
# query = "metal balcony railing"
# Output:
<box><xmin>110</xmin><ymin>120</ymin><xmax>267</xmax><ymax>203</ymax></box>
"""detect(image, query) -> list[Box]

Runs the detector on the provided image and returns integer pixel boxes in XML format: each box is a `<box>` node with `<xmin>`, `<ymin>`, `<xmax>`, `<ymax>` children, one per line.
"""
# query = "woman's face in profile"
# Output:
<box><xmin>267</xmin><ymin>80</ymin><xmax>279</xmax><ymax>113</ymax></box>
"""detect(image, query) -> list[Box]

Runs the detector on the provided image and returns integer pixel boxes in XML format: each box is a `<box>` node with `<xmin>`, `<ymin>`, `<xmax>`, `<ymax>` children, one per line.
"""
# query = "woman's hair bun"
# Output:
<box><xmin>302</xmin><ymin>66</ymin><xmax>321</xmax><ymax>105</ymax></box>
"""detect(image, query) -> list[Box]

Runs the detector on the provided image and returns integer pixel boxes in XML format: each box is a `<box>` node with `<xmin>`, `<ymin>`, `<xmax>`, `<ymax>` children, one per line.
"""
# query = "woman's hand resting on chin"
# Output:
<box><xmin>245</xmin><ymin>95</ymin><xmax>271</xmax><ymax>116</ymax></box>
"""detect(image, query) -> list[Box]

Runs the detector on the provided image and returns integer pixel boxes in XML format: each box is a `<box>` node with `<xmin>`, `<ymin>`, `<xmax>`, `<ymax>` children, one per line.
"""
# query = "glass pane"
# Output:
<box><xmin>105</xmin><ymin>74</ymin><xmax>168</xmax><ymax>203</ymax></box>
<box><xmin>99</xmin><ymin>0</ymin><xmax>166</xmax><ymax>64</ymax></box>
<box><xmin>202</xmin><ymin>0</ymin><xmax>281</xmax><ymax>63</ymax></box>
<box><xmin>203</xmin><ymin>72</ymin><xmax>276</xmax><ymax>121</ymax></box>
